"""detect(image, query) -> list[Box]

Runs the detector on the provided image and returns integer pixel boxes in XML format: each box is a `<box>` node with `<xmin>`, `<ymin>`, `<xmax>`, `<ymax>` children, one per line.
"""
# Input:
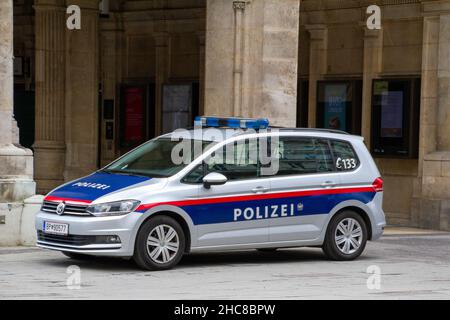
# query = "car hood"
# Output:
<box><xmin>44</xmin><ymin>172</ymin><xmax>157</xmax><ymax>204</ymax></box>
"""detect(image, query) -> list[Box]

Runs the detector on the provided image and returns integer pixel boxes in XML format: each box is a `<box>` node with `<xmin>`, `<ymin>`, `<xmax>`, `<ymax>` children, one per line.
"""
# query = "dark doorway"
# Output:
<box><xmin>13</xmin><ymin>83</ymin><xmax>35</xmax><ymax>149</ymax></box>
<box><xmin>119</xmin><ymin>83</ymin><xmax>156</xmax><ymax>154</ymax></box>
<box><xmin>296</xmin><ymin>79</ymin><xmax>309</xmax><ymax>128</ymax></box>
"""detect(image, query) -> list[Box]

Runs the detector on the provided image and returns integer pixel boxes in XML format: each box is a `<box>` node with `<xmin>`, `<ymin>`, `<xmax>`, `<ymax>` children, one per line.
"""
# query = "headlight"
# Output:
<box><xmin>86</xmin><ymin>200</ymin><xmax>141</xmax><ymax>217</ymax></box>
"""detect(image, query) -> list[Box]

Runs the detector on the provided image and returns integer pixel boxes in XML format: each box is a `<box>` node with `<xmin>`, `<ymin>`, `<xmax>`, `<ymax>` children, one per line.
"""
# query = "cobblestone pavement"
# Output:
<box><xmin>1</xmin><ymin>233</ymin><xmax>450</xmax><ymax>299</ymax></box>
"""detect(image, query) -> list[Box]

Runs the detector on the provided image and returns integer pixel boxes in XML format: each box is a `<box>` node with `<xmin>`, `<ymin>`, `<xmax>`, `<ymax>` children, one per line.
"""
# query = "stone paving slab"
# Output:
<box><xmin>0</xmin><ymin>234</ymin><xmax>449</xmax><ymax>299</ymax></box>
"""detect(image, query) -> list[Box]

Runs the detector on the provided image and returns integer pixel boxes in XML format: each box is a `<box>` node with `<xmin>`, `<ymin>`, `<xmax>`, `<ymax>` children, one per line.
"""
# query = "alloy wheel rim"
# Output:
<box><xmin>146</xmin><ymin>224</ymin><xmax>179</xmax><ymax>264</ymax></box>
<box><xmin>334</xmin><ymin>218</ymin><xmax>363</xmax><ymax>254</ymax></box>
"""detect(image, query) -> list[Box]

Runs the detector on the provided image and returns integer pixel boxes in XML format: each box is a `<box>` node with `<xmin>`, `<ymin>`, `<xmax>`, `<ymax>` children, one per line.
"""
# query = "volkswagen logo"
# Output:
<box><xmin>56</xmin><ymin>202</ymin><xmax>66</xmax><ymax>215</ymax></box>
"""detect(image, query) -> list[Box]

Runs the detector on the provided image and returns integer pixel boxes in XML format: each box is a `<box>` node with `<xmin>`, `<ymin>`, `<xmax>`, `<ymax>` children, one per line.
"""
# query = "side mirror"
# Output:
<box><xmin>203</xmin><ymin>172</ymin><xmax>227</xmax><ymax>189</ymax></box>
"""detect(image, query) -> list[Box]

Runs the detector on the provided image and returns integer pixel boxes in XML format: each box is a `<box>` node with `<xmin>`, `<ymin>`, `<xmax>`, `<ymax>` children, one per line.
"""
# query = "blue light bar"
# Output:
<box><xmin>194</xmin><ymin>116</ymin><xmax>270</xmax><ymax>130</ymax></box>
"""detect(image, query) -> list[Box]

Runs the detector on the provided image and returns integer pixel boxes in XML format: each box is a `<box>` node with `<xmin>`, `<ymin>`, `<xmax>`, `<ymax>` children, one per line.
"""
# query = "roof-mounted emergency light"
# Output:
<box><xmin>194</xmin><ymin>116</ymin><xmax>270</xmax><ymax>130</ymax></box>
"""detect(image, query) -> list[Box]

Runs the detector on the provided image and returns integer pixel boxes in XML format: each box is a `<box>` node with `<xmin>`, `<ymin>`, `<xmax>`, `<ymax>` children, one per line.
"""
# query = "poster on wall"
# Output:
<box><xmin>162</xmin><ymin>84</ymin><xmax>192</xmax><ymax>133</ymax></box>
<box><xmin>380</xmin><ymin>91</ymin><xmax>403</xmax><ymax>138</ymax></box>
<box><xmin>324</xmin><ymin>84</ymin><xmax>348</xmax><ymax>131</ymax></box>
<box><xmin>123</xmin><ymin>87</ymin><xmax>145</xmax><ymax>145</ymax></box>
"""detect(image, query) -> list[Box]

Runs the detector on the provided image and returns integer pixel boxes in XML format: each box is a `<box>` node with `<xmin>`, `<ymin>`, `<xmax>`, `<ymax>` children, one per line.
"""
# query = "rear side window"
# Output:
<box><xmin>330</xmin><ymin>140</ymin><xmax>360</xmax><ymax>171</ymax></box>
<box><xmin>273</xmin><ymin>137</ymin><xmax>334</xmax><ymax>176</ymax></box>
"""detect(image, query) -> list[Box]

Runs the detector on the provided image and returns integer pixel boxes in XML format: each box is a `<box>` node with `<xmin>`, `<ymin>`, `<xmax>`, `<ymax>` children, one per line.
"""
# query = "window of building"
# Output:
<box><xmin>316</xmin><ymin>80</ymin><xmax>362</xmax><ymax>134</ymax></box>
<box><xmin>371</xmin><ymin>78</ymin><xmax>420</xmax><ymax>158</ymax></box>
<box><xmin>162</xmin><ymin>83</ymin><xmax>199</xmax><ymax>134</ymax></box>
<box><xmin>271</xmin><ymin>137</ymin><xmax>334</xmax><ymax>176</ymax></box>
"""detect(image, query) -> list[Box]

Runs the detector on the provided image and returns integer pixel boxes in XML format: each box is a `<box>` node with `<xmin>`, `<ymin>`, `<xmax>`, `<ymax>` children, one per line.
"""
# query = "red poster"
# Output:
<box><xmin>124</xmin><ymin>87</ymin><xmax>144</xmax><ymax>144</ymax></box>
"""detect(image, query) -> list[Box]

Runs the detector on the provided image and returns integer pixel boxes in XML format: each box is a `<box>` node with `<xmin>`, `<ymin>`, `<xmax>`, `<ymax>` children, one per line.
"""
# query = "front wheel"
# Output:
<box><xmin>322</xmin><ymin>211</ymin><xmax>368</xmax><ymax>261</ymax></box>
<box><xmin>133</xmin><ymin>216</ymin><xmax>185</xmax><ymax>271</ymax></box>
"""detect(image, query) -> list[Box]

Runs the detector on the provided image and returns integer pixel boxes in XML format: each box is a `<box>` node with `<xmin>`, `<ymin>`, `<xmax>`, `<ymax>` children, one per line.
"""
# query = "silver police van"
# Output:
<box><xmin>35</xmin><ymin>116</ymin><xmax>386</xmax><ymax>270</ymax></box>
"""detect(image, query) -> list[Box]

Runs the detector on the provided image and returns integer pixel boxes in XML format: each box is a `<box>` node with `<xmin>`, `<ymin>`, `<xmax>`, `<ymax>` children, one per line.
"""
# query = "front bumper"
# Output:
<box><xmin>35</xmin><ymin>210</ymin><xmax>141</xmax><ymax>257</ymax></box>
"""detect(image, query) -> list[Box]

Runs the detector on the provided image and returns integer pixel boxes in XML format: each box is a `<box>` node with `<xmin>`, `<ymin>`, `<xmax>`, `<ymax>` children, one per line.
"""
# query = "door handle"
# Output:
<box><xmin>252</xmin><ymin>186</ymin><xmax>269</xmax><ymax>193</ymax></box>
<box><xmin>321</xmin><ymin>181</ymin><xmax>337</xmax><ymax>188</ymax></box>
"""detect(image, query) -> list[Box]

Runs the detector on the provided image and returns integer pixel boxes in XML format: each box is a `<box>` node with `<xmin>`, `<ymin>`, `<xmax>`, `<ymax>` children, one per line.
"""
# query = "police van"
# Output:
<box><xmin>35</xmin><ymin>117</ymin><xmax>386</xmax><ymax>270</ymax></box>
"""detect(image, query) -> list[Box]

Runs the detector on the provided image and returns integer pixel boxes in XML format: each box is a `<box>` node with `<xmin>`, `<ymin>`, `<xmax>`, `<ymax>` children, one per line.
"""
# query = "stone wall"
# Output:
<box><xmin>299</xmin><ymin>0</ymin><xmax>450</xmax><ymax>230</ymax></box>
<box><xmin>0</xmin><ymin>196</ymin><xmax>43</xmax><ymax>246</ymax></box>
<box><xmin>31</xmin><ymin>0</ymin><xmax>207</xmax><ymax>188</ymax></box>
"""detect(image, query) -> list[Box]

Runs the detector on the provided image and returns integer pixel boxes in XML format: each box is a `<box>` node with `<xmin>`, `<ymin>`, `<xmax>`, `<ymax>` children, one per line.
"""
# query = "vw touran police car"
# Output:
<box><xmin>36</xmin><ymin>116</ymin><xmax>386</xmax><ymax>270</ymax></box>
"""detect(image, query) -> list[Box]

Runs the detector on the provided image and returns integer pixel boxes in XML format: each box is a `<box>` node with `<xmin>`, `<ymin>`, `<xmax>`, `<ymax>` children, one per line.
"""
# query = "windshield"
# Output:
<box><xmin>102</xmin><ymin>138</ymin><xmax>216</xmax><ymax>178</ymax></box>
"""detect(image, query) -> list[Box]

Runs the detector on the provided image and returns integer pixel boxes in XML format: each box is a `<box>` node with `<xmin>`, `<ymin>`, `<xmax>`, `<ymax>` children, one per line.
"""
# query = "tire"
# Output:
<box><xmin>62</xmin><ymin>251</ymin><xmax>93</xmax><ymax>260</ymax></box>
<box><xmin>322</xmin><ymin>210</ymin><xmax>368</xmax><ymax>261</ymax></box>
<box><xmin>133</xmin><ymin>215</ymin><xmax>186</xmax><ymax>271</ymax></box>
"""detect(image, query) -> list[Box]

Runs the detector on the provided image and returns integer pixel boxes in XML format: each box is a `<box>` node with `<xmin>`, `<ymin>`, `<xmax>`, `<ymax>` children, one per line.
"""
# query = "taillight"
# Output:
<box><xmin>372</xmin><ymin>177</ymin><xmax>383</xmax><ymax>192</ymax></box>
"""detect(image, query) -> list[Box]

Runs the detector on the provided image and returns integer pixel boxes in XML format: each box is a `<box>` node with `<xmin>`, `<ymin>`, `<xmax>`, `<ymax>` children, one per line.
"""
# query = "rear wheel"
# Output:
<box><xmin>133</xmin><ymin>216</ymin><xmax>185</xmax><ymax>271</ymax></box>
<box><xmin>322</xmin><ymin>211</ymin><xmax>368</xmax><ymax>261</ymax></box>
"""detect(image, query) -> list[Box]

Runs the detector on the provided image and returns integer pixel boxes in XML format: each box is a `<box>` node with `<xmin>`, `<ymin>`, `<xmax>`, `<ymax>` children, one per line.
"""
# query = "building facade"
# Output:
<box><xmin>1</xmin><ymin>0</ymin><xmax>450</xmax><ymax>231</ymax></box>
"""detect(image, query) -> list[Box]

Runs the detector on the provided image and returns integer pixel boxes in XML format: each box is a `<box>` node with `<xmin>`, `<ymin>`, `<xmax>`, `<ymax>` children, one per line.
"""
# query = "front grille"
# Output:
<box><xmin>41</xmin><ymin>200</ymin><xmax>91</xmax><ymax>216</ymax></box>
<box><xmin>37</xmin><ymin>231</ymin><xmax>121</xmax><ymax>248</ymax></box>
<box><xmin>37</xmin><ymin>231</ymin><xmax>97</xmax><ymax>246</ymax></box>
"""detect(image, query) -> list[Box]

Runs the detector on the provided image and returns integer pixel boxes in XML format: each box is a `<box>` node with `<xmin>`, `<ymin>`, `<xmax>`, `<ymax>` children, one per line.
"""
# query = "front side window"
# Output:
<box><xmin>103</xmin><ymin>138</ymin><xmax>215</xmax><ymax>178</ymax></box>
<box><xmin>182</xmin><ymin>165</ymin><xmax>204</xmax><ymax>183</ymax></box>
<box><xmin>182</xmin><ymin>138</ymin><xmax>262</xmax><ymax>183</ymax></box>
<box><xmin>204</xmin><ymin>139</ymin><xmax>258</xmax><ymax>181</ymax></box>
<box><xmin>272</xmin><ymin>137</ymin><xmax>334</xmax><ymax>176</ymax></box>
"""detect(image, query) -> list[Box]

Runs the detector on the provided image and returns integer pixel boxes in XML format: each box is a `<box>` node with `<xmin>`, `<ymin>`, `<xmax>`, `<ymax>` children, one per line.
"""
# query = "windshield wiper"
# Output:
<box><xmin>100</xmin><ymin>169</ymin><xmax>166</xmax><ymax>178</ymax></box>
<box><xmin>100</xmin><ymin>169</ymin><xmax>147</xmax><ymax>177</ymax></box>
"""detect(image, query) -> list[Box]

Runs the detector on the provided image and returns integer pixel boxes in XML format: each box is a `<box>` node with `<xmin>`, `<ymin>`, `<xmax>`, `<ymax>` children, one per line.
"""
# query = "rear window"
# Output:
<box><xmin>330</xmin><ymin>140</ymin><xmax>360</xmax><ymax>171</ymax></box>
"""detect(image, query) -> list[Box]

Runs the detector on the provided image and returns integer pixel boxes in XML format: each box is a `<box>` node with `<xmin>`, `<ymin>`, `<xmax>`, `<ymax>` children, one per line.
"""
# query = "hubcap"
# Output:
<box><xmin>334</xmin><ymin>218</ymin><xmax>363</xmax><ymax>255</ymax></box>
<box><xmin>146</xmin><ymin>224</ymin><xmax>179</xmax><ymax>264</ymax></box>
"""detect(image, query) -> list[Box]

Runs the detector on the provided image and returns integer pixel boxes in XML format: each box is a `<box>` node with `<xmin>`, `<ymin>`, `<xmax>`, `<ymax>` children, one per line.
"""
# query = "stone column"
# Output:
<box><xmin>361</xmin><ymin>27</ymin><xmax>383</xmax><ymax>149</ymax></box>
<box><xmin>259</xmin><ymin>0</ymin><xmax>300</xmax><ymax>126</ymax></box>
<box><xmin>154</xmin><ymin>33</ymin><xmax>169</xmax><ymax>134</ymax></box>
<box><xmin>197</xmin><ymin>32</ymin><xmax>206</xmax><ymax>115</ymax></box>
<box><xmin>419</xmin><ymin>15</ymin><xmax>440</xmax><ymax>162</ymax></box>
<box><xmin>305</xmin><ymin>24</ymin><xmax>327</xmax><ymax>127</ymax></box>
<box><xmin>33</xmin><ymin>0</ymin><xmax>66</xmax><ymax>193</ymax></box>
<box><xmin>204</xmin><ymin>0</ymin><xmax>234</xmax><ymax>117</ymax></box>
<box><xmin>99</xmin><ymin>13</ymin><xmax>123</xmax><ymax>165</ymax></box>
<box><xmin>414</xmin><ymin>2</ymin><xmax>450</xmax><ymax>231</ymax></box>
<box><xmin>64</xmin><ymin>0</ymin><xmax>100</xmax><ymax>181</ymax></box>
<box><xmin>0</xmin><ymin>0</ymin><xmax>14</xmax><ymax>147</ymax></box>
<box><xmin>232</xmin><ymin>1</ymin><xmax>245</xmax><ymax>116</ymax></box>
<box><xmin>0</xmin><ymin>0</ymin><xmax>35</xmax><ymax>202</ymax></box>
<box><xmin>436</xmin><ymin>15</ymin><xmax>450</xmax><ymax>152</ymax></box>
<box><xmin>205</xmin><ymin>0</ymin><xmax>300</xmax><ymax>126</ymax></box>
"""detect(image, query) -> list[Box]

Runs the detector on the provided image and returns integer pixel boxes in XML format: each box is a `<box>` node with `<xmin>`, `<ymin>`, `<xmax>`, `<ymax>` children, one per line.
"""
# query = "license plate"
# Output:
<box><xmin>43</xmin><ymin>221</ymin><xmax>69</xmax><ymax>236</ymax></box>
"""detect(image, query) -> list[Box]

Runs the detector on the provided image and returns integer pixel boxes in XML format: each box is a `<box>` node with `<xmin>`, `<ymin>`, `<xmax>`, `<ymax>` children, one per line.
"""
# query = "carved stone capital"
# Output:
<box><xmin>154</xmin><ymin>32</ymin><xmax>169</xmax><ymax>47</ymax></box>
<box><xmin>233</xmin><ymin>1</ymin><xmax>246</xmax><ymax>11</ymax></box>
<box><xmin>305</xmin><ymin>24</ymin><xmax>327</xmax><ymax>41</ymax></box>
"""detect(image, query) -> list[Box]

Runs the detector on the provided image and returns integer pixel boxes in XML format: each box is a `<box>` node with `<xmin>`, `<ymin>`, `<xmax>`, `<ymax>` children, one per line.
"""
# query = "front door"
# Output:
<box><xmin>191</xmin><ymin>139</ymin><xmax>271</xmax><ymax>248</ymax></box>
